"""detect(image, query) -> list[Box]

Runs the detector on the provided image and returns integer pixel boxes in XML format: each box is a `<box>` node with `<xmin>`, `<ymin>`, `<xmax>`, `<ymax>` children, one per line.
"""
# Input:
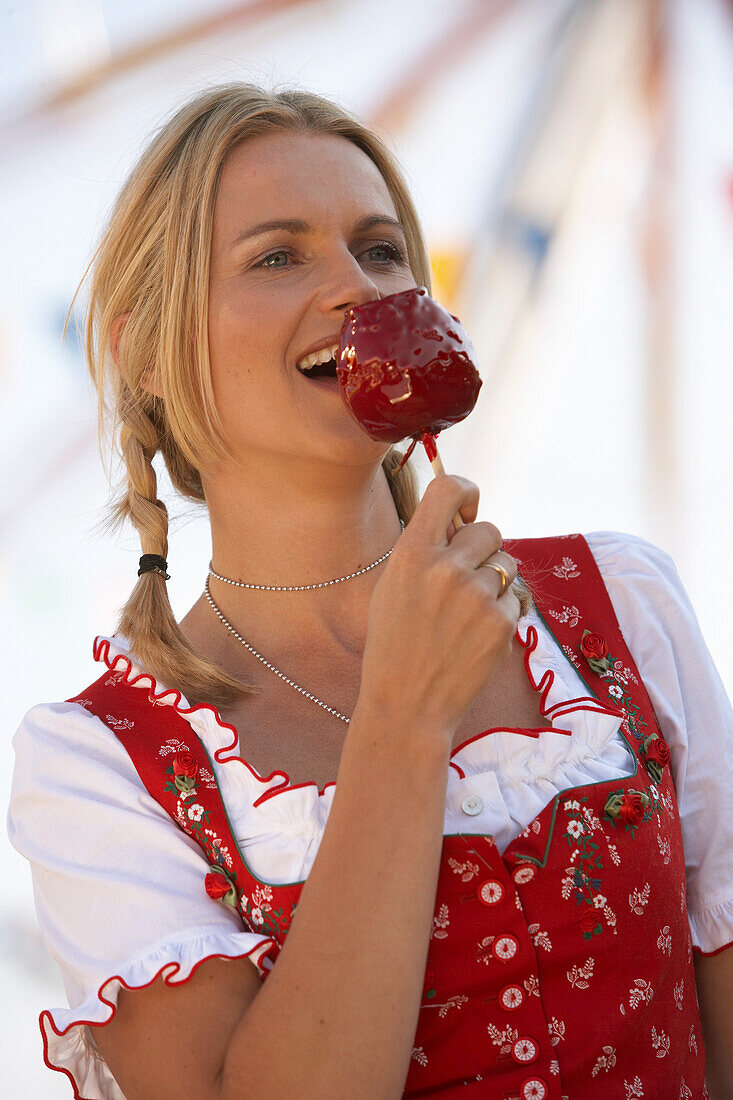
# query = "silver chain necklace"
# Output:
<box><xmin>204</xmin><ymin>520</ymin><xmax>406</xmax><ymax>724</ymax></box>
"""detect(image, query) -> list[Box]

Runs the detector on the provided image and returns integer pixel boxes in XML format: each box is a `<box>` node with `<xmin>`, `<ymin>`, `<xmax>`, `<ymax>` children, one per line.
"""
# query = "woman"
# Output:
<box><xmin>7</xmin><ymin>84</ymin><xmax>732</xmax><ymax>1099</ymax></box>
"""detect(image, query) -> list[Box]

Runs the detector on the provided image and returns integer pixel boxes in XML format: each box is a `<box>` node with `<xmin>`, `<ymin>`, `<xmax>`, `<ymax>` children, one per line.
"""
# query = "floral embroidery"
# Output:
<box><xmin>411</xmin><ymin>1047</ymin><xmax>428</xmax><ymax>1067</ymax></box>
<box><xmin>547</xmin><ymin>603</ymin><xmax>581</xmax><ymax>628</ymax></box>
<box><xmin>431</xmin><ymin>903</ymin><xmax>450</xmax><ymax>940</ymax></box>
<box><xmin>447</xmin><ymin>857</ymin><xmax>479</xmax><ymax>882</ymax></box>
<box><xmin>436</xmin><ymin>994</ymin><xmax>468</xmax><ymax>1018</ymax></box>
<box><xmin>562</xmin><ymin>643</ymin><xmax>582</xmax><ymax>670</ymax></box>
<box><xmin>486</xmin><ymin>1023</ymin><xmax>520</xmax><ymax>1055</ymax></box>
<box><xmin>679</xmin><ymin>1081</ymin><xmax>692</xmax><ymax>1100</ymax></box>
<box><xmin>567</xmin><ymin>956</ymin><xmax>594</xmax><ymax>989</ymax></box>
<box><xmin>657</xmin><ymin>833</ymin><xmax>672</xmax><ymax>864</ymax></box>
<box><xmin>689</xmin><ymin>1025</ymin><xmax>698</xmax><ymax>1054</ymax></box>
<box><xmin>561</xmin><ymin>795</ymin><xmax>616</xmax><ymax>939</ymax></box>
<box><xmin>552</xmin><ymin>556</ymin><xmax>580</xmax><ymax>580</ymax></box>
<box><xmin>475</xmin><ymin>935</ymin><xmax>495</xmax><ymax>965</ymax></box>
<box><xmin>547</xmin><ymin>1017</ymin><xmax>565</xmax><ymax>1045</ymax></box>
<box><xmin>628</xmin><ymin>978</ymin><xmax>654</xmax><ymax>1009</ymax></box>
<box><xmin>629</xmin><ymin>883</ymin><xmax>650</xmax><ymax>915</ymax></box>
<box><xmin>591</xmin><ymin>1045</ymin><xmax>616</xmax><ymax>1075</ymax></box>
<box><xmin>674</xmin><ymin>978</ymin><xmax>684</xmax><ymax>1010</ymax></box>
<box><xmin>523</xmin><ymin>974</ymin><xmax>540</xmax><ymax>997</ymax></box>
<box><xmin>624</xmin><ymin>1077</ymin><xmax>644</xmax><ymax>1099</ymax></box>
<box><xmin>105</xmin><ymin>714</ymin><xmax>135</xmax><ymax>731</ymax></box>
<box><xmin>158</xmin><ymin>738</ymin><xmax>190</xmax><ymax>757</ymax></box>
<box><xmin>604</xmin><ymin>785</ymin><xmax>663</xmax><ymax>836</ymax></box>
<box><xmin>607</xmin><ymin>842</ymin><xmax>621</xmax><ymax>865</ymax></box>
<box><xmin>651</xmin><ymin>1026</ymin><xmax>670</xmax><ymax>1058</ymax></box>
<box><xmin>657</xmin><ymin>925</ymin><xmax>672</xmax><ymax>956</ymax></box>
<box><xmin>528</xmin><ymin>923</ymin><xmax>552</xmax><ymax>951</ymax></box>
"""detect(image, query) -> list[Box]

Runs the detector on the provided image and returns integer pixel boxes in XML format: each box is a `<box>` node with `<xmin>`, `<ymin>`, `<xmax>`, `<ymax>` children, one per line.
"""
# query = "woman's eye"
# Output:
<box><xmin>255</xmin><ymin>241</ymin><xmax>407</xmax><ymax>271</ymax></box>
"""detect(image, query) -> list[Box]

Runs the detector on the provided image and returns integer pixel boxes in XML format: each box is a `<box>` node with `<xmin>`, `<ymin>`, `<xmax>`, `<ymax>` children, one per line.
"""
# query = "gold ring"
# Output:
<box><xmin>481</xmin><ymin>561</ymin><xmax>510</xmax><ymax>597</ymax></box>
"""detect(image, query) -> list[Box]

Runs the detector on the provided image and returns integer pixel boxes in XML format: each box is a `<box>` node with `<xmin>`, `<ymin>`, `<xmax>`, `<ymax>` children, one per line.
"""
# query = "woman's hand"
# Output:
<box><xmin>360</xmin><ymin>474</ymin><xmax>520</xmax><ymax>736</ymax></box>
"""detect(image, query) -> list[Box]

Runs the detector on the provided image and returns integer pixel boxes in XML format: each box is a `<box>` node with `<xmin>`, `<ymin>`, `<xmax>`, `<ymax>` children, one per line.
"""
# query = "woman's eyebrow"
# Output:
<box><xmin>228</xmin><ymin>214</ymin><xmax>407</xmax><ymax>251</ymax></box>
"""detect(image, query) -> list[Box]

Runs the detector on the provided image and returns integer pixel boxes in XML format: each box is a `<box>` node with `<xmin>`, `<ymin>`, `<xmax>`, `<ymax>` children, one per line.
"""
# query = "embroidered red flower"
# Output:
<box><xmin>618</xmin><ymin>792</ymin><xmax>645</xmax><ymax>827</ymax></box>
<box><xmin>173</xmin><ymin>751</ymin><xmax>198</xmax><ymax>779</ymax></box>
<box><xmin>580</xmin><ymin>632</ymin><xmax>608</xmax><ymax>660</ymax></box>
<box><xmin>579</xmin><ymin>908</ymin><xmax>598</xmax><ymax>934</ymax></box>
<box><xmin>644</xmin><ymin>736</ymin><xmax>670</xmax><ymax>768</ymax></box>
<box><xmin>205</xmin><ymin>872</ymin><xmax>231</xmax><ymax>900</ymax></box>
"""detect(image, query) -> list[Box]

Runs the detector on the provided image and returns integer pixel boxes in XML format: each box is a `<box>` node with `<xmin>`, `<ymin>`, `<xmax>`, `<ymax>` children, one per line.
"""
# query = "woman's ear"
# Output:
<box><xmin>109</xmin><ymin>312</ymin><xmax>163</xmax><ymax>398</ymax></box>
<box><xmin>110</xmin><ymin>313</ymin><xmax>130</xmax><ymax>369</ymax></box>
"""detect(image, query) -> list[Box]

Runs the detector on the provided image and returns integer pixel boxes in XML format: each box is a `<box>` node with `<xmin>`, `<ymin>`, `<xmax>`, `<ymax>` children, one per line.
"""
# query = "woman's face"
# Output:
<box><xmin>207</xmin><ymin>130</ymin><xmax>418</xmax><ymax>470</ymax></box>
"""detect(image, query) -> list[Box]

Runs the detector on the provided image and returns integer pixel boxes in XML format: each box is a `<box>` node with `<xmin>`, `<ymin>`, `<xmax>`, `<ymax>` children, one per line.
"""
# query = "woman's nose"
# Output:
<box><xmin>315</xmin><ymin>251</ymin><xmax>382</xmax><ymax>314</ymax></box>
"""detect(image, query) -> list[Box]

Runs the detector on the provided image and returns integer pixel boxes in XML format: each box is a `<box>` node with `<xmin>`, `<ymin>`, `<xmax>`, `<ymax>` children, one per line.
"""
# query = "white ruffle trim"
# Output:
<box><xmin>94</xmin><ymin>610</ymin><xmax>632</xmax><ymax>866</ymax></box>
<box><xmin>688</xmin><ymin>896</ymin><xmax>733</xmax><ymax>956</ymax></box>
<box><xmin>40</xmin><ymin>927</ymin><xmax>275</xmax><ymax>1100</ymax></box>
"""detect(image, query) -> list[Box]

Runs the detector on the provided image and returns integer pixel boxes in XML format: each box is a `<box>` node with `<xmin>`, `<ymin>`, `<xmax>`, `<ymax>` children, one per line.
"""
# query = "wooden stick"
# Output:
<box><xmin>421</xmin><ymin>432</ymin><xmax>465</xmax><ymax>532</ymax></box>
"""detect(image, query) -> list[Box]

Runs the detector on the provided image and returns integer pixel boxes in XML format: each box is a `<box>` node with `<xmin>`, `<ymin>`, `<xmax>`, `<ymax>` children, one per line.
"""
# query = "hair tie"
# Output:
<box><xmin>138</xmin><ymin>554</ymin><xmax>170</xmax><ymax>580</ymax></box>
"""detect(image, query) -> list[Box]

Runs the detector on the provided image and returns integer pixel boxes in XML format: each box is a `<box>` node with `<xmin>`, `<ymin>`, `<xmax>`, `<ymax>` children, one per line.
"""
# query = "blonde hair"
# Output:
<box><xmin>74</xmin><ymin>82</ymin><xmax>532</xmax><ymax>708</ymax></box>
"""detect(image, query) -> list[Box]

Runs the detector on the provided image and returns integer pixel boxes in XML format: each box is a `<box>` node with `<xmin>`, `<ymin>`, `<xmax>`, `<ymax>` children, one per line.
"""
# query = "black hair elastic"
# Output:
<box><xmin>138</xmin><ymin>554</ymin><xmax>170</xmax><ymax>580</ymax></box>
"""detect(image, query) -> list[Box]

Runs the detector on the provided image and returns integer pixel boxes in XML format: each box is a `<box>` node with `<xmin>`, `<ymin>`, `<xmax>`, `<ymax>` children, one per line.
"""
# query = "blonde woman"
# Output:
<box><xmin>7</xmin><ymin>85</ymin><xmax>732</xmax><ymax>1099</ymax></box>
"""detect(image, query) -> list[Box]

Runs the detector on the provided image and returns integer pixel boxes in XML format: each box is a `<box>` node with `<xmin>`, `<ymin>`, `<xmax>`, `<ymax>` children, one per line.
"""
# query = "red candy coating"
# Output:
<box><xmin>337</xmin><ymin>286</ymin><xmax>482</xmax><ymax>445</ymax></box>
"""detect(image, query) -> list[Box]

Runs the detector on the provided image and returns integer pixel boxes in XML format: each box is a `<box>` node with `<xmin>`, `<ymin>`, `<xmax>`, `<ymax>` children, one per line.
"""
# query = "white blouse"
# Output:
<box><xmin>7</xmin><ymin>530</ymin><xmax>733</xmax><ymax>1100</ymax></box>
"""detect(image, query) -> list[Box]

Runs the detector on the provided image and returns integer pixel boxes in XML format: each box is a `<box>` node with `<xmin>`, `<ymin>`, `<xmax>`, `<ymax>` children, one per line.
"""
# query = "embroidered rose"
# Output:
<box><xmin>579</xmin><ymin>908</ymin><xmax>599</xmax><ymax>934</ymax></box>
<box><xmin>581</xmin><ymin>632</ymin><xmax>608</xmax><ymax>660</ymax></box>
<box><xmin>579</xmin><ymin>630</ymin><xmax>614</xmax><ymax>675</ymax></box>
<box><xmin>645</xmin><ymin>735</ymin><xmax>669</xmax><ymax>762</ymax></box>
<box><xmin>618</xmin><ymin>792</ymin><xmax>646</xmax><ymax>827</ymax></box>
<box><xmin>605</xmin><ymin>790</ymin><xmax>647</xmax><ymax>828</ymax></box>
<box><xmin>173</xmin><ymin>751</ymin><xmax>198</xmax><ymax>779</ymax></box>
<box><xmin>205</xmin><ymin>866</ymin><xmax>237</xmax><ymax>906</ymax></box>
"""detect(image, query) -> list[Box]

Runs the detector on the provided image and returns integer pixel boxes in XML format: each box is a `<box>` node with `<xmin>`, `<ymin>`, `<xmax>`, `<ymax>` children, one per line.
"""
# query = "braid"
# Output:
<box><xmin>115</xmin><ymin>389</ymin><xmax>247</xmax><ymax>706</ymax></box>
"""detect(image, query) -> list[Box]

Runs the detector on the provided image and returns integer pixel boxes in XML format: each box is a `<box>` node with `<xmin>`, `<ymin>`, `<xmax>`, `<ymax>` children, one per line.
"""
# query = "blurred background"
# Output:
<box><xmin>1</xmin><ymin>0</ymin><xmax>732</xmax><ymax>1093</ymax></box>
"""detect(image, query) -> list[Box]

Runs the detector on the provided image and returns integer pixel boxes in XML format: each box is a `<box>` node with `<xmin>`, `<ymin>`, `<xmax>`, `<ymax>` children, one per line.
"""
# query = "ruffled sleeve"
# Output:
<box><xmin>6</xmin><ymin>699</ymin><xmax>275</xmax><ymax>1100</ymax></box>
<box><xmin>586</xmin><ymin>530</ymin><xmax>733</xmax><ymax>956</ymax></box>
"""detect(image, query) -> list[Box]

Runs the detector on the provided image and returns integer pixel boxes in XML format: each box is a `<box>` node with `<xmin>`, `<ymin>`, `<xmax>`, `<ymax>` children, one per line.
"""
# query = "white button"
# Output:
<box><xmin>520</xmin><ymin>1078</ymin><xmax>548</xmax><ymax>1100</ymax></box>
<box><xmin>461</xmin><ymin>794</ymin><xmax>483</xmax><ymax>816</ymax></box>
<box><xmin>512</xmin><ymin>1036</ymin><xmax>539</xmax><ymax>1064</ymax></box>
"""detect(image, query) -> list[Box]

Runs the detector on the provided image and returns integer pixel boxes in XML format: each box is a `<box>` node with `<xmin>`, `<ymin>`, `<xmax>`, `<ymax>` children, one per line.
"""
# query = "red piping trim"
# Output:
<box><xmin>38</xmin><ymin>939</ymin><xmax>276</xmax><ymax>1100</ymax></box>
<box><xmin>692</xmin><ymin>939</ymin><xmax>733</xmax><ymax>958</ymax></box>
<box><xmin>92</xmin><ymin>625</ymin><xmax>621</xmax><ymax>809</ymax></box>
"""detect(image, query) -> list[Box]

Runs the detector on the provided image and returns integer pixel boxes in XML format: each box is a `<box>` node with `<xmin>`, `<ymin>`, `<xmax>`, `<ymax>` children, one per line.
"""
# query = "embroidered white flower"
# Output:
<box><xmin>651</xmin><ymin>1026</ymin><xmax>670</xmax><ymax>1058</ymax></box>
<box><xmin>657</xmin><ymin>834</ymin><xmax>672</xmax><ymax>865</ymax></box>
<box><xmin>688</xmin><ymin>1025</ymin><xmax>698</xmax><ymax>1054</ymax></box>
<box><xmin>607</xmin><ymin>842</ymin><xmax>621</xmax><ymax>866</ymax></box>
<box><xmin>187</xmin><ymin>803</ymin><xmax>204</xmax><ymax>822</ymax></box>
<box><xmin>624</xmin><ymin>1076</ymin><xmax>644</xmax><ymax>1099</ymax></box>
<box><xmin>564</xmin><ymin>799</ymin><xmax>581</xmax><ymax>812</ymax></box>
<box><xmin>547</xmin><ymin>603</ymin><xmax>580</xmax><ymax>628</ymax></box>
<box><xmin>591</xmin><ymin>1045</ymin><xmax>617</xmax><ymax>1076</ymax></box>
<box><xmin>431</xmin><ymin>903</ymin><xmax>450</xmax><ymax>940</ymax></box>
<box><xmin>437</xmin><ymin>994</ymin><xmax>468</xmax><ymax>1019</ymax></box>
<box><xmin>629</xmin><ymin>883</ymin><xmax>650</xmax><ymax>915</ymax></box>
<box><xmin>552</xmin><ymin>556</ymin><xmax>580</xmax><ymax>579</ymax></box>
<box><xmin>593</xmin><ymin>894</ymin><xmax>607</xmax><ymax>909</ymax></box>
<box><xmin>547</xmin><ymin>1017</ymin><xmax>565</xmax><ymax>1045</ymax></box>
<box><xmin>679</xmin><ymin>1080</ymin><xmax>692</xmax><ymax>1100</ymax></box>
<box><xmin>528</xmin><ymin>923</ymin><xmax>552</xmax><ymax>952</ymax></box>
<box><xmin>524</xmin><ymin>974</ymin><xmax>540</xmax><ymax>997</ymax></box>
<box><xmin>411</xmin><ymin>1047</ymin><xmax>428</xmax><ymax>1067</ymax></box>
<box><xmin>674</xmin><ymin>979</ymin><xmax>684</xmax><ymax>1010</ymax></box>
<box><xmin>567</xmin><ymin>820</ymin><xmax>585</xmax><ymax>840</ymax></box>
<box><xmin>250</xmin><ymin>906</ymin><xmax>264</xmax><ymax>925</ymax></box>
<box><xmin>608</xmin><ymin>684</ymin><xmax>624</xmax><ymax>699</ymax></box>
<box><xmin>567</xmin><ymin>957</ymin><xmax>594</xmax><ymax>989</ymax></box>
<box><xmin>628</xmin><ymin>978</ymin><xmax>654</xmax><ymax>1009</ymax></box>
